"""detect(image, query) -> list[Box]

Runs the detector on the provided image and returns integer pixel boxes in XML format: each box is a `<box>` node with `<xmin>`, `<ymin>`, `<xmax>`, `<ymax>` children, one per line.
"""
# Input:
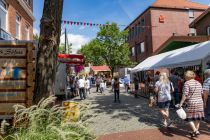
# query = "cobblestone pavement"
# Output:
<box><xmin>77</xmin><ymin>88</ymin><xmax>210</xmax><ymax>139</ymax></box>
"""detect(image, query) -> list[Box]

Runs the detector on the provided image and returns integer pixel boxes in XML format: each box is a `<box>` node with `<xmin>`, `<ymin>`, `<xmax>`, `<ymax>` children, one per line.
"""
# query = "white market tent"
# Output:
<box><xmin>131</xmin><ymin>40</ymin><xmax>210</xmax><ymax>73</ymax></box>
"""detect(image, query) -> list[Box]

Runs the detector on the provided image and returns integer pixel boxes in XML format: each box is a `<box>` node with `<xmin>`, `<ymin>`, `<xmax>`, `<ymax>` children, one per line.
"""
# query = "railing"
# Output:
<box><xmin>0</xmin><ymin>28</ymin><xmax>16</xmax><ymax>40</ymax></box>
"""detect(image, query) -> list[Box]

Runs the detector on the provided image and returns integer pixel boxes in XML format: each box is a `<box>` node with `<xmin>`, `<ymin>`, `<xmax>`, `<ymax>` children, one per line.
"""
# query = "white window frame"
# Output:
<box><xmin>16</xmin><ymin>14</ymin><xmax>21</xmax><ymax>39</ymax></box>
<box><xmin>132</xmin><ymin>47</ymin><xmax>135</xmax><ymax>56</ymax></box>
<box><xmin>140</xmin><ymin>42</ymin><xmax>145</xmax><ymax>53</ymax></box>
<box><xmin>25</xmin><ymin>24</ymin><xmax>30</xmax><ymax>40</ymax></box>
<box><xmin>0</xmin><ymin>0</ymin><xmax>7</xmax><ymax>31</ymax></box>
<box><xmin>207</xmin><ymin>27</ymin><xmax>210</xmax><ymax>36</ymax></box>
<box><xmin>189</xmin><ymin>10</ymin><xmax>194</xmax><ymax>18</ymax></box>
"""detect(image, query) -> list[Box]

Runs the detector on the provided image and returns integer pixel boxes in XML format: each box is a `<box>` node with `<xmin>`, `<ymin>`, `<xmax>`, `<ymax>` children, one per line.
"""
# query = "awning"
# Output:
<box><xmin>90</xmin><ymin>65</ymin><xmax>110</xmax><ymax>72</ymax></box>
<box><xmin>131</xmin><ymin>41</ymin><xmax>210</xmax><ymax>73</ymax></box>
<box><xmin>58</xmin><ymin>54</ymin><xmax>84</xmax><ymax>65</ymax></box>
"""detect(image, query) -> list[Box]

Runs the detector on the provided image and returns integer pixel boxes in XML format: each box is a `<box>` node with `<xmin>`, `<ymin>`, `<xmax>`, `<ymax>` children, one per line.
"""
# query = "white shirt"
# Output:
<box><xmin>155</xmin><ymin>81</ymin><xmax>173</xmax><ymax>102</ymax></box>
<box><xmin>85</xmin><ymin>80</ymin><xmax>90</xmax><ymax>89</ymax></box>
<box><xmin>77</xmin><ymin>79</ymin><xmax>85</xmax><ymax>88</ymax></box>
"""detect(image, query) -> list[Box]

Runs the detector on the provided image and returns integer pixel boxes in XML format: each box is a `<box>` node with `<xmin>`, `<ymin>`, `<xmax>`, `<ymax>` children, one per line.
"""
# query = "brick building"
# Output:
<box><xmin>126</xmin><ymin>0</ymin><xmax>208</xmax><ymax>63</ymax></box>
<box><xmin>0</xmin><ymin>0</ymin><xmax>35</xmax><ymax>40</ymax></box>
<box><xmin>190</xmin><ymin>7</ymin><xmax>210</xmax><ymax>36</ymax></box>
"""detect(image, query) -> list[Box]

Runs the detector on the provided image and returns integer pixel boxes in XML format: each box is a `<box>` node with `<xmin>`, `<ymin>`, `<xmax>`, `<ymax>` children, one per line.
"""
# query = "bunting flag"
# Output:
<box><xmin>61</xmin><ymin>20</ymin><xmax>126</xmax><ymax>27</ymax></box>
<box><xmin>61</xmin><ymin>20</ymin><xmax>156</xmax><ymax>28</ymax></box>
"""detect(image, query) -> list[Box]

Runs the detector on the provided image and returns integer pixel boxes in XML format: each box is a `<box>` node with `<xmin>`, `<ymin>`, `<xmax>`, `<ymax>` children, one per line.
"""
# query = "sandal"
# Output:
<box><xmin>189</xmin><ymin>132</ymin><xmax>197</xmax><ymax>137</ymax></box>
<box><xmin>195</xmin><ymin>131</ymin><xmax>200</xmax><ymax>135</ymax></box>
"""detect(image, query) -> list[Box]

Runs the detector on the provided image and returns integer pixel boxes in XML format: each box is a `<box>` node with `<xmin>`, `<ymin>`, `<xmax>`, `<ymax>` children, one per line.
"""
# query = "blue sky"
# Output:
<box><xmin>33</xmin><ymin>0</ymin><xmax>210</xmax><ymax>53</ymax></box>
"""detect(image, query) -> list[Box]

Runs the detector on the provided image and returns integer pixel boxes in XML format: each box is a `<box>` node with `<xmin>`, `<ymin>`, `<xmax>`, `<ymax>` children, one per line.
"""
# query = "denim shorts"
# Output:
<box><xmin>158</xmin><ymin>101</ymin><xmax>171</xmax><ymax>109</ymax></box>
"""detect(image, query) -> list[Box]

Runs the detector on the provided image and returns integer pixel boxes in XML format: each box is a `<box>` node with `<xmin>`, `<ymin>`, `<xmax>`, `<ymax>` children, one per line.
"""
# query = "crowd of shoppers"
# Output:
<box><xmin>151</xmin><ymin>69</ymin><xmax>209</xmax><ymax>137</ymax></box>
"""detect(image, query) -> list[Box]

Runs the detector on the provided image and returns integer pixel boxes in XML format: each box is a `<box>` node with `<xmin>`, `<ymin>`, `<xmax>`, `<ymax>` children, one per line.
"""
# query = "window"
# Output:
<box><xmin>25</xmin><ymin>0</ymin><xmax>31</xmax><ymax>7</ymax></box>
<box><xmin>188</xmin><ymin>10</ymin><xmax>194</xmax><ymax>18</ymax></box>
<box><xmin>140</xmin><ymin>42</ymin><xmax>145</xmax><ymax>53</ymax></box>
<box><xmin>0</xmin><ymin>0</ymin><xmax>7</xmax><ymax>30</ymax></box>
<box><xmin>16</xmin><ymin>14</ymin><xmax>21</xmax><ymax>39</ymax></box>
<box><xmin>25</xmin><ymin>24</ymin><xmax>29</xmax><ymax>40</ymax></box>
<box><xmin>188</xmin><ymin>10</ymin><xmax>194</xmax><ymax>24</ymax></box>
<box><xmin>207</xmin><ymin>27</ymin><xmax>210</xmax><ymax>36</ymax></box>
<box><xmin>140</xmin><ymin>18</ymin><xmax>145</xmax><ymax>32</ymax></box>
<box><xmin>132</xmin><ymin>47</ymin><xmax>135</xmax><ymax>56</ymax></box>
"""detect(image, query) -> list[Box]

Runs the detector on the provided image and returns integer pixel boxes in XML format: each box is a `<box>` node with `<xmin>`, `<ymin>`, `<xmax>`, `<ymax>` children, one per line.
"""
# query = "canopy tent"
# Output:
<box><xmin>131</xmin><ymin>41</ymin><xmax>210</xmax><ymax>73</ymax></box>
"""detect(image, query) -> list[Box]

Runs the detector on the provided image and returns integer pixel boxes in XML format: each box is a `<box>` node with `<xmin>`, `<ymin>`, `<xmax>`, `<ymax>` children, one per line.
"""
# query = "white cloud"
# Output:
<box><xmin>33</xmin><ymin>28</ymin><xmax>40</xmax><ymax>35</ymax></box>
<box><xmin>60</xmin><ymin>34</ymin><xmax>90</xmax><ymax>54</ymax></box>
<box><xmin>79</xmin><ymin>26</ymin><xmax>86</xmax><ymax>30</ymax></box>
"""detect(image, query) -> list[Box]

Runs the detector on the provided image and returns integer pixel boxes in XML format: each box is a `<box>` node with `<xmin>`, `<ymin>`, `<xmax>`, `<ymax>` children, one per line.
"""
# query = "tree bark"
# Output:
<box><xmin>34</xmin><ymin>0</ymin><xmax>63</xmax><ymax>103</ymax></box>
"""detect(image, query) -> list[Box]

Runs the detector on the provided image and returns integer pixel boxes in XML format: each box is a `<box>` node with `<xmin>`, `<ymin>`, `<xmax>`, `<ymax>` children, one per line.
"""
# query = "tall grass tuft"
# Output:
<box><xmin>1</xmin><ymin>95</ymin><xmax>95</xmax><ymax>140</ymax></box>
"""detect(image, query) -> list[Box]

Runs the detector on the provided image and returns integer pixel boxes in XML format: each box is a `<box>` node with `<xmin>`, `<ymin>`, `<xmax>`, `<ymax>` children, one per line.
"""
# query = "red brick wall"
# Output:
<box><xmin>6</xmin><ymin>0</ymin><xmax>33</xmax><ymax>40</ymax></box>
<box><xmin>195</xmin><ymin>13</ymin><xmax>210</xmax><ymax>35</ymax></box>
<box><xmin>128</xmin><ymin>10</ymin><xmax>153</xmax><ymax>63</ymax></box>
<box><xmin>150</xmin><ymin>8</ymin><xmax>204</xmax><ymax>53</ymax></box>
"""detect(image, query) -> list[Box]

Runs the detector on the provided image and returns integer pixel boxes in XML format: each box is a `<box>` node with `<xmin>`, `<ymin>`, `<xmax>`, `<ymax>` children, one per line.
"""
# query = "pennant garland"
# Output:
<box><xmin>61</xmin><ymin>20</ymin><xmax>126</xmax><ymax>27</ymax></box>
<box><xmin>61</xmin><ymin>20</ymin><xmax>156</xmax><ymax>29</ymax></box>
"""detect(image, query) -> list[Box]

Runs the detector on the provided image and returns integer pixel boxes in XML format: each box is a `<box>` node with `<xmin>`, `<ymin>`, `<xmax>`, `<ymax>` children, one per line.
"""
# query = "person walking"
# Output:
<box><xmin>169</xmin><ymin>70</ymin><xmax>183</xmax><ymax>107</ymax></box>
<box><xmin>155</xmin><ymin>73</ymin><xmax>174</xmax><ymax>127</ymax></box>
<box><xmin>134</xmin><ymin>77</ymin><xmax>139</xmax><ymax>98</ymax></box>
<box><xmin>96</xmin><ymin>77</ymin><xmax>101</xmax><ymax>92</ymax></box>
<box><xmin>85</xmin><ymin>77</ymin><xmax>90</xmax><ymax>95</ymax></box>
<box><xmin>114</xmin><ymin>77</ymin><xmax>120</xmax><ymax>103</ymax></box>
<box><xmin>124</xmin><ymin>75</ymin><xmax>130</xmax><ymax>93</ymax></box>
<box><xmin>77</xmin><ymin>76</ymin><xmax>86</xmax><ymax>100</ymax></box>
<box><xmin>179</xmin><ymin>71</ymin><xmax>204</xmax><ymax>137</ymax></box>
<box><xmin>203</xmin><ymin>69</ymin><xmax>210</xmax><ymax>123</ymax></box>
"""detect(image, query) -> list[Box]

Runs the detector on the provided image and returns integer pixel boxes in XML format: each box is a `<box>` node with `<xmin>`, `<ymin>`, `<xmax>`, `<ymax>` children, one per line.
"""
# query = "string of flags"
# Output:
<box><xmin>61</xmin><ymin>20</ymin><xmax>125</xmax><ymax>27</ymax></box>
<box><xmin>61</xmin><ymin>20</ymin><xmax>157</xmax><ymax>28</ymax></box>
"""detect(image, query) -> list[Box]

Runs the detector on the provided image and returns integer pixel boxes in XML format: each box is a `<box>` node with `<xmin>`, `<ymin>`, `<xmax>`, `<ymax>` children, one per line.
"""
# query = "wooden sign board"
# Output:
<box><xmin>0</xmin><ymin>80</ymin><xmax>26</xmax><ymax>89</ymax></box>
<box><xmin>0</xmin><ymin>41</ymin><xmax>36</xmax><ymax>119</ymax></box>
<box><xmin>0</xmin><ymin>48</ymin><xmax>26</xmax><ymax>57</ymax></box>
<box><xmin>0</xmin><ymin>92</ymin><xmax>26</xmax><ymax>101</ymax></box>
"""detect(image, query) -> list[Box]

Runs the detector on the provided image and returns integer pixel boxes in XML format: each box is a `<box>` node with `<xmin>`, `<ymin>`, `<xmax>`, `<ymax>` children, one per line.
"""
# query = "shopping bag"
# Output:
<box><xmin>176</xmin><ymin>107</ymin><xmax>187</xmax><ymax>120</ymax></box>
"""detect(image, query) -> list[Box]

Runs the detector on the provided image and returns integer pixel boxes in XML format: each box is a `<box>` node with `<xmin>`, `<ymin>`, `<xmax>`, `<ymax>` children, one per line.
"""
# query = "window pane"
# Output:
<box><xmin>141</xmin><ymin>42</ymin><xmax>145</xmax><ymax>53</ymax></box>
<box><xmin>207</xmin><ymin>27</ymin><xmax>210</xmax><ymax>36</ymax></box>
<box><xmin>189</xmin><ymin>10</ymin><xmax>194</xmax><ymax>18</ymax></box>
<box><xmin>16</xmin><ymin>22</ymin><xmax>19</xmax><ymax>38</ymax></box>
<box><xmin>0</xmin><ymin>8</ymin><xmax>6</xmax><ymax>30</ymax></box>
<box><xmin>132</xmin><ymin>47</ymin><xmax>135</xmax><ymax>56</ymax></box>
<box><xmin>0</xmin><ymin>0</ymin><xmax>6</xmax><ymax>9</ymax></box>
<box><xmin>25</xmin><ymin>25</ymin><xmax>29</xmax><ymax>40</ymax></box>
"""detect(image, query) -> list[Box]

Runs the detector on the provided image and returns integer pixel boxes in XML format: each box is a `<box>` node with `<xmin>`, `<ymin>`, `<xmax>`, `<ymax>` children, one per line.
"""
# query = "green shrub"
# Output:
<box><xmin>1</xmin><ymin>96</ymin><xmax>95</xmax><ymax>140</ymax></box>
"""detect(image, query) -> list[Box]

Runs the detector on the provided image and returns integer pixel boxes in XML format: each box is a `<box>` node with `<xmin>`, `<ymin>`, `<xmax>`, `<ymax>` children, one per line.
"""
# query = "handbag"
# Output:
<box><xmin>176</xmin><ymin>81</ymin><xmax>197</xmax><ymax>119</ymax></box>
<box><xmin>176</xmin><ymin>107</ymin><xmax>187</xmax><ymax>120</ymax></box>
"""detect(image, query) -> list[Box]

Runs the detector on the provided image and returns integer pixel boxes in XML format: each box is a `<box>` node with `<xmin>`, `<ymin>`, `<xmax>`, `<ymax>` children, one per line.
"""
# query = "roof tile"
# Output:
<box><xmin>152</xmin><ymin>0</ymin><xmax>208</xmax><ymax>10</ymax></box>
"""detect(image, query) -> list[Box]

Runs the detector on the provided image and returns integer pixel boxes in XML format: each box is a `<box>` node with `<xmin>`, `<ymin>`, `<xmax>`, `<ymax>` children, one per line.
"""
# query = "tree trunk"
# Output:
<box><xmin>111</xmin><ymin>67</ymin><xmax>115</xmax><ymax>78</ymax></box>
<box><xmin>34</xmin><ymin>0</ymin><xmax>63</xmax><ymax>103</ymax></box>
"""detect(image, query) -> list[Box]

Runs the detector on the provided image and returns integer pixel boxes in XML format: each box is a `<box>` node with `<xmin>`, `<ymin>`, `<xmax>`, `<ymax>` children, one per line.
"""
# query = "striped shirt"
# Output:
<box><xmin>183</xmin><ymin>79</ymin><xmax>204</xmax><ymax>117</ymax></box>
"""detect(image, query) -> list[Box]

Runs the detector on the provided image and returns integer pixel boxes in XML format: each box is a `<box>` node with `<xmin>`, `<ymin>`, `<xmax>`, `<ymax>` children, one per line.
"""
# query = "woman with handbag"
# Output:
<box><xmin>179</xmin><ymin>71</ymin><xmax>204</xmax><ymax>137</ymax></box>
<box><xmin>155</xmin><ymin>73</ymin><xmax>174</xmax><ymax>127</ymax></box>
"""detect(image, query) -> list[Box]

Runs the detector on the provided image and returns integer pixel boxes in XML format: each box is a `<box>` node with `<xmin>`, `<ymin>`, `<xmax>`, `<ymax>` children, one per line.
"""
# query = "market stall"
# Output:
<box><xmin>131</xmin><ymin>41</ymin><xmax>210</xmax><ymax>72</ymax></box>
<box><xmin>131</xmin><ymin>40</ymin><xmax>210</xmax><ymax>98</ymax></box>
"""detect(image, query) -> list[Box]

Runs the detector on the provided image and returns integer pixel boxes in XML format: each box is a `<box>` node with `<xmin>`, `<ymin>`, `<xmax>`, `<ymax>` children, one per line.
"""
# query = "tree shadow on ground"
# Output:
<box><xmin>89</xmin><ymin>91</ymin><xmax>210</xmax><ymax>138</ymax></box>
<box><xmin>89</xmin><ymin>92</ymin><xmax>161</xmax><ymax>127</ymax></box>
<box><xmin>158</xmin><ymin>123</ymin><xmax>210</xmax><ymax>140</ymax></box>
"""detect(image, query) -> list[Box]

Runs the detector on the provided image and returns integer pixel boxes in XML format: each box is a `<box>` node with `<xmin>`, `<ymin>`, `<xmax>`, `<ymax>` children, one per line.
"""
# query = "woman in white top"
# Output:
<box><xmin>85</xmin><ymin>77</ymin><xmax>90</xmax><ymax>95</ymax></box>
<box><xmin>155</xmin><ymin>72</ymin><xmax>174</xmax><ymax>127</ymax></box>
